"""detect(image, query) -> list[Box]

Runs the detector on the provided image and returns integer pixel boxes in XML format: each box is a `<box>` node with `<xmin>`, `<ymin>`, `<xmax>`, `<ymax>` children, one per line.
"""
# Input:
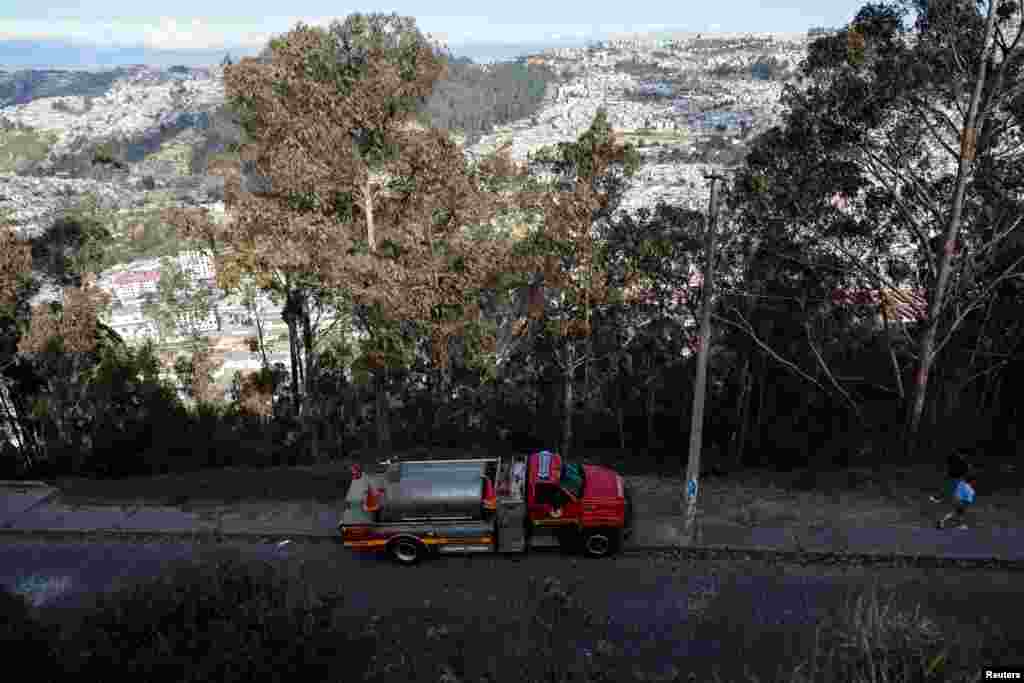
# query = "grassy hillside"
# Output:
<box><xmin>0</xmin><ymin>125</ymin><xmax>58</xmax><ymax>172</ymax></box>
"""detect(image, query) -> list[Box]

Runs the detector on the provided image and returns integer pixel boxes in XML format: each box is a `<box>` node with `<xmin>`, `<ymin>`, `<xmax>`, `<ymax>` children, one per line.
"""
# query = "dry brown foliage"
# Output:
<box><xmin>164</xmin><ymin>17</ymin><xmax>530</xmax><ymax>375</ymax></box>
<box><xmin>18</xmin><ymin>286</ymin><xmax>111</xmax><ymax>355</ymax></box>
<box><xmin>190</xmin><ymin>346</ymin><xmax>224</xmax><ymax>404</ymax></box>
<box><xmin>506</xmin><ymin>113</ymin><xmax>634</xmax><ymax>341</ymax></box>
<box><xmin>237</xmin><ymin>370</ymin><xmax>273</xmax><ymax>416</ymax></box>
<box><xmin>0</xmin><ymin>228</ymin><xmax>32</xmax><ymax>310</ymax></box>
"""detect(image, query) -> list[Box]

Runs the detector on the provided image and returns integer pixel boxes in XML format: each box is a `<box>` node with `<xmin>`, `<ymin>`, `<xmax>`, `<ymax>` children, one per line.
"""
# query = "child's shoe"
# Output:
<box><xmin>929</xmin><ymin>495</ymin><xmax>942</xmax><ymax>503</ymax></box>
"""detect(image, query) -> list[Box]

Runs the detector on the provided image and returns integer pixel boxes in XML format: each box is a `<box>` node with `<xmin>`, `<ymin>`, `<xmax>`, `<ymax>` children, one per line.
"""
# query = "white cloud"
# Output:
<box><xmin>141</xmin><ymin>17</ymin><xmax>230</xmax><ymax>50</ymax></box>
<box><xmin>0</xmin><ymin>16</ymin><xmax>324</xmax><ymax>50</ymax></box>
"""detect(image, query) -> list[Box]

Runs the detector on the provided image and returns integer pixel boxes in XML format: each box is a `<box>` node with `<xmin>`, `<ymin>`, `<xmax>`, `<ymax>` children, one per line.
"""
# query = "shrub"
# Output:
<box><xmin>92</xmin><ymin>142</ymin><xmax>117</xmax><ymax>165</ymax></box>
<box><xmin>49</xmin><ymin>553</ymin><xmax>349</xmax><ymax>683</ymax></box>
<box><xmin>790</xmin><ymin>587</ymin><xmax>949</xmax><ymax>683</ymax></box>
<box><xmin>0</xmin><ymin>127</ymin><xmax>58</xmax><ymax>174</ymax></box>
<box><xmin>0</xmin><ymin>587</ymin><xmax>58</xmax><ymax>679</ymax></box>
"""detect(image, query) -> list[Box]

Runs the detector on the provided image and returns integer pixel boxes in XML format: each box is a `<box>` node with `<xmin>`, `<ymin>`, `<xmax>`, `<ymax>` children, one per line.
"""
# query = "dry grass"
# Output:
<box><xmin>785</xmin><ymin>587</ymin><xmax>951</xmax><ymax>683</ymax></box>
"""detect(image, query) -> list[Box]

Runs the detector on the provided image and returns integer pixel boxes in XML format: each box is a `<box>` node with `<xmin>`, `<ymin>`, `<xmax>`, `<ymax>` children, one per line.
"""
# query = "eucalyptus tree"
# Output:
<box><xmin>166</xmin><ymin>14</ymin><xmax>527</xmax><ymax>456</ymax></box>
<box><xmin>728</xmin><ymin>0</ymin><xmax>1024</xmax><ymax>459</ymax></box>
<box><xmin>510</xmin><ymin>108</ymin><xmax>640</xmax><ymax>457</ymax></box>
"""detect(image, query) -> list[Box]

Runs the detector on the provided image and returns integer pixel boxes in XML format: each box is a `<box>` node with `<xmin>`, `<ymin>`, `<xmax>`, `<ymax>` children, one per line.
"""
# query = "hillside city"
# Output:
<box><xmin>3</xmin><ymin>11</ymin><xmax>1024</xmax><ymax>678</ymax></box>
<box><xmin>1</xmin><ymin>29</ymin><xmax>840</xmax><ymax>397</ymax></box>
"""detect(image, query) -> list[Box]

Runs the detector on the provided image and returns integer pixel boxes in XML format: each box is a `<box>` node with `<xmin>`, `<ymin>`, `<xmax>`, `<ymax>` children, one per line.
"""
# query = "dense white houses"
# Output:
<box><xmin>111</xmin><ymin>270</ymin><xmax>160</xmax><ymax>299</ymax></box>
<box><xmin>176</xmin><ymin>250</ymin><xmax>214</xmax><ymax>281</ymax></box>
<box><xmin>175</xmin><ymin>310</ymin><xmax>219</xmax><ymax>335</ymax></box>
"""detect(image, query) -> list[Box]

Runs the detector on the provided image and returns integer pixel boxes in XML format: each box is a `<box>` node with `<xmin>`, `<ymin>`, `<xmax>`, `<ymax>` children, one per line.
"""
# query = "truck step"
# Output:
<box><xmin>527</xmin><ymin>536</ymin><xmax>562</xmax><ymax>548</ymax></box>
<box><xmin>437</xmin><ymin>545</ymin><xmax>495</xmax><ymax>554</ymax></box>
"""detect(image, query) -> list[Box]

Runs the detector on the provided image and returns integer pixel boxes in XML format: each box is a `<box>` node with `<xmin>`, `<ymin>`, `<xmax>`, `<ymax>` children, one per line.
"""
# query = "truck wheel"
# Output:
<box><xmin>388</xmin><ymin>537</ymin><xmax>425</xmax><ymax>565</ymax></box>
<box><xmin>582</xmin><ymin>528</ymin><xmax>621</xmax><ymax>558</ymax></box>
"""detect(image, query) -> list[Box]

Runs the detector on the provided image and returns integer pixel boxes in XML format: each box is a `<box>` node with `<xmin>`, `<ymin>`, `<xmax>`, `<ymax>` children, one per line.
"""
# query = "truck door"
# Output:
<box><xmin>529</xmin><ymin>483</ymin><xmax>578</xmax><ymax>528</ymax></box>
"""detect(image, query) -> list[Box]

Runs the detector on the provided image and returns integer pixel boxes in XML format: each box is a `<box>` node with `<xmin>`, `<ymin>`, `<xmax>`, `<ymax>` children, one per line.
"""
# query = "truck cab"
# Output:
<box><xmin>523</xmin><ymin>450</ymin><xmax>632</xmax><ymax>557</ymax></box>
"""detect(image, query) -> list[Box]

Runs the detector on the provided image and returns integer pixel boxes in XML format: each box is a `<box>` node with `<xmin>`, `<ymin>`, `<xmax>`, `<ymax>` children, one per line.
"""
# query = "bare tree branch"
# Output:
<box><xmin>714</xmin><ymin>306</ymin><xmax>828</xmax><ymax>395</ymax></box>
<box><xmin>933</xmin><ymin>250</ymin><xmax>1024</xmax><ymax>357</ymax></box>
<box><xmin>906</xmin><ymin>98</ymin><xmax>964</xmax><ymax>160</ymax></box>
<box><xmin>804</xmin><ymin>320</ymin><xmax>863</xmax><ymax>420</ymax></box>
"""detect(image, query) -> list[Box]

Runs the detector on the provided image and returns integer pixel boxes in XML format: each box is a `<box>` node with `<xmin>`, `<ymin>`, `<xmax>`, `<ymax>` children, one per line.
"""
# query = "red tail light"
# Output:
<box><xmin>482</xmin><ymin>477</ymin><xmax>497</xmax><ymax>511</ymax></box>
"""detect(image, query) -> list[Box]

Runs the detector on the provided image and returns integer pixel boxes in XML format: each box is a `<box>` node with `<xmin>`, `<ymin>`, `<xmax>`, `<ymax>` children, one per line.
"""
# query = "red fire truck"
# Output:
<box><xmin>339</xmin><ymin>451</ymin><xmax>633</xmax><ymax>564</ymax></box>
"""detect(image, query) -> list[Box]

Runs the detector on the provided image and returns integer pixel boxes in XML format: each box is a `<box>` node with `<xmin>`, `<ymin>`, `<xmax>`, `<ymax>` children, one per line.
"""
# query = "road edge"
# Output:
<box><xmin>1</xmin><ymin>528</ymin><xmax>1022</xmax><ymax>570</ymax></box>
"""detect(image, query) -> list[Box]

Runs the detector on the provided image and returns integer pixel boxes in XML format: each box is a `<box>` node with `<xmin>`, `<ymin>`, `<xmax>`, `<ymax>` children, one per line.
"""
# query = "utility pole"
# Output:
<box><xmin>682</xmin><ymin>172</ymin><xmax>725</xmax><ymax>545</ymax></box>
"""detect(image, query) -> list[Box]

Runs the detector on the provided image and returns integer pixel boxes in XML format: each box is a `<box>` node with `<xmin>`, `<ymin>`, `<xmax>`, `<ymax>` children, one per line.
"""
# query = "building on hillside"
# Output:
<box><xmin>176</xmin><ymin>250</ymin><xmax>214</xmax><ymax>281</ymax></box>
<box><xmin>112</xmin><ymin>270</ymin><xmax>160</xmax><ymax>300</ymax></box>
<box><xmin>175</xmin><ymin>311</ymin><xmax>219</xmax><ymax>335</ymax></box>
<box><xmin>807</xmin><ymin>26</ymin><xmax>838</xmax><ymax>39</ymax></box>
<box><xmin>104</xmin><ymin>304</ymin><xmax>160</xmax><ymax>342</ymax></box>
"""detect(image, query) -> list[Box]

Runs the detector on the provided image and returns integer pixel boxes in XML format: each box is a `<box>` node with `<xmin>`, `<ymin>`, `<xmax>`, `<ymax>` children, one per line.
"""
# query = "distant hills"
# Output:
<box><xmin>0</xmin><ymin>39</ymin><xmax>258</xmax><ymax>70</ymax></box>
<box><xmin>0</xmin><ymin>36</ymin><xmax>598</xmax><ymax>71</ymax></box>
<box><xmin>0</xmin><ymin>29</ymin><xmax>817</xmax><ymax>72</ymax></box>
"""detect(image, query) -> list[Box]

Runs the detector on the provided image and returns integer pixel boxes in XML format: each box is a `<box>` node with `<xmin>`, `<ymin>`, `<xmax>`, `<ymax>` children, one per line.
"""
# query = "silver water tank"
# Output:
<box><xmin>379</xmin><ymin>461</ymin><xmax>488</xmax><ymax>522</ymax></box>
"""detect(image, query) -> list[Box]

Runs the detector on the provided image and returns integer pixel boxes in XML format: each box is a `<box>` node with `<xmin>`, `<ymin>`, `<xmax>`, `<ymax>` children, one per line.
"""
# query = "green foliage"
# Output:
<box><xmin>142</xmin><ymin>257</ymin><xmax>216</xmax><ymax>343</ymax></box>
<box><xmin>91</xmin><ymin>141</ymin><xmax>122</xmax><ymax>166</ymax></box>
<box><xmin>0</xmin><ymin>126</ymin><xmax>58</xmax><ymax>173</ymax></box>
<box><xmin>99</xmin><ymin>212</ymin><xmax>186</xmax><ymax>268</ymax></box>
<box><xmin>350</xmin><ymin>306</ymin><xmax>418</xmax><ymax>387</ymax></box>
<box><xmin>535</xmin><ymin>108</ymin><xmax>640</xmax><ymax>188</ymax></box>
<box><xmin>30</xmin><ymin>193</ymin><xmax>116</xmax><ymax>286</ymax></box>
<box><xmin>420</xmin><ymin>57</ymin><xmax>560</xmax><ymax>144</ymax></box>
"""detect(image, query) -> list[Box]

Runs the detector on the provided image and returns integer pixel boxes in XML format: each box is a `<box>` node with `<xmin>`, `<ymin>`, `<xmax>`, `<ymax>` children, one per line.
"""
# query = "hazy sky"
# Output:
<box><xmin>3</xmin><ymin>1</ymin><xmax>865</xmax><ymax>50</ymax></box>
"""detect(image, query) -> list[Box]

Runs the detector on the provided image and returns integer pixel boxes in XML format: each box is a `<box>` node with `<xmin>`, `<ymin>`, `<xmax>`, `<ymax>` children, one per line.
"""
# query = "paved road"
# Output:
<box><xmin>6</xmin><ymin>481</ymin><xmax>1024</xmax><ymax>564</ymax></box>
<box><xmin>3</xmin><ymin>537</ymin><xmax>1021</xmax><ymax>679</ymax></box>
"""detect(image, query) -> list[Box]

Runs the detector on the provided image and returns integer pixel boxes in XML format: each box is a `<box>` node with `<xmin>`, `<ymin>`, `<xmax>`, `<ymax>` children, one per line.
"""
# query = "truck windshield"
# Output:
<box><xmin>561</xmin><ymin>462</ymin><xmax>584</xmax><ymax>499</ymax></box>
